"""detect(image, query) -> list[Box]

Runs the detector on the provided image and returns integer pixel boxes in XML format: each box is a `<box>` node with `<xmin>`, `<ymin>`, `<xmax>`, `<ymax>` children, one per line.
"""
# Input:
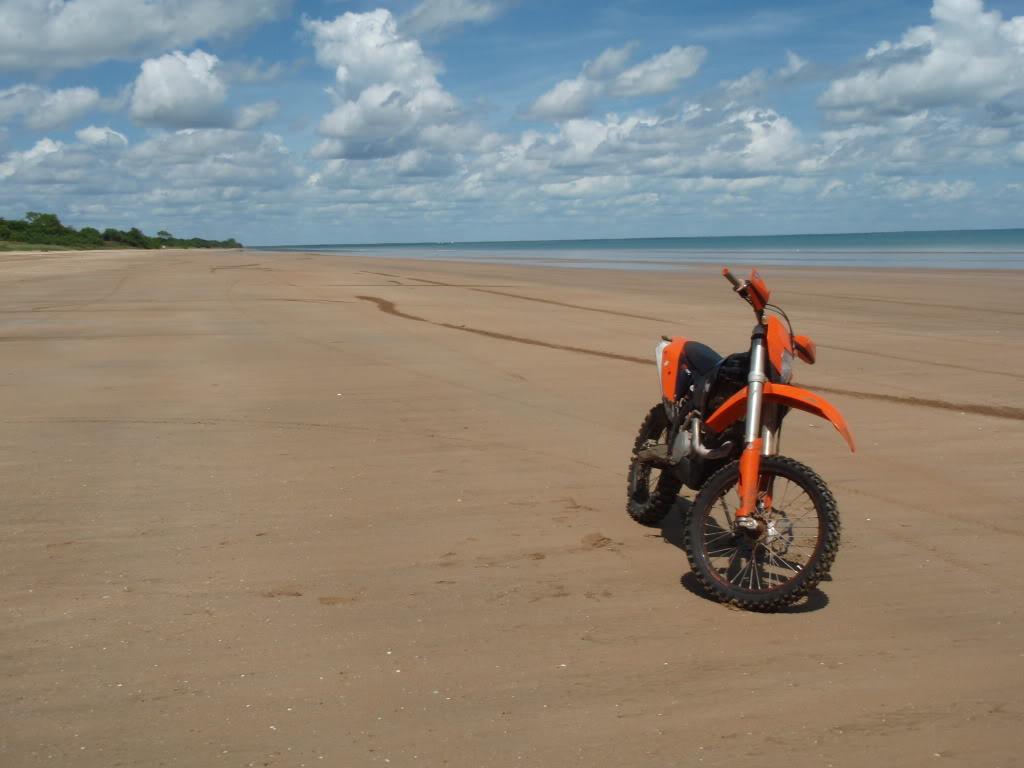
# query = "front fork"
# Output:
<box><xmin>735</xmin><ymin>329</ymin><xmax>779</xmax><ymax>531</ymax></box>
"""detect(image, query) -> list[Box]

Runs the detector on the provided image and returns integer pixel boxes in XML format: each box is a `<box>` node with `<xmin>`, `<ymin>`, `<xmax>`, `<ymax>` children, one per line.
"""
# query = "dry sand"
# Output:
<box><xmin>2</xmin><ymin>248</ymin><xmax>1022</xmax><ymax>767</ymax></box>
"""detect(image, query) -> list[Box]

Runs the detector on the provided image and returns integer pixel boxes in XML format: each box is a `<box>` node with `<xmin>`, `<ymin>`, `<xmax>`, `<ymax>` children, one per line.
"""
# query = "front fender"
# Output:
<box><xmin>705</xmin><ymin>383</ymin><xmax>855</xmax><ymax>452</ymax></box>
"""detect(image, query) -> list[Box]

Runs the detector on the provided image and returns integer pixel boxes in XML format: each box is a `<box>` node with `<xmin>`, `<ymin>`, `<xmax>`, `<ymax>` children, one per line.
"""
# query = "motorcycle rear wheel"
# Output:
<box><xmin>684</xmin><ymin>455</ymin><xmax>840</xmax><ymax>611</ymax></box>
<box><xmin>626</xmin><ymin>403</ymin><xmax>683</xmax><ymax>526</ymax></box>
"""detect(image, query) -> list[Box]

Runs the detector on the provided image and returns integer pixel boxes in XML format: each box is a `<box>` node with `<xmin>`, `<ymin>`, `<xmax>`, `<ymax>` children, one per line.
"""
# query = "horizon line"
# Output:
<box><xmin>250</xmin><ymin>225</ymin><xmax>1024</xmax><ymax>250</ymax></box>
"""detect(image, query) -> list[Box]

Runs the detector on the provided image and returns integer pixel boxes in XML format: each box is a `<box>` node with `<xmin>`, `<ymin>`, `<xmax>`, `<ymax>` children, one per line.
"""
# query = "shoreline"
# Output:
<box><xmin>247</xmin><ymin>245</ymin><xmax>1024</xmax><ymax>271</ymax></box>
<box><xmin>5</xmin><ymin>245</ymin><xmax>1024</xmax><ymax>273</ymax></box>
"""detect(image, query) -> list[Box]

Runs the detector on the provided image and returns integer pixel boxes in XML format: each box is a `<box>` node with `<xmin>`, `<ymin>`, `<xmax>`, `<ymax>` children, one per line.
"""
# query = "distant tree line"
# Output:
<box><xmin>0</xmin><ymin>212</ymin><xmax>242</xmax><ymax>249</ymax></box>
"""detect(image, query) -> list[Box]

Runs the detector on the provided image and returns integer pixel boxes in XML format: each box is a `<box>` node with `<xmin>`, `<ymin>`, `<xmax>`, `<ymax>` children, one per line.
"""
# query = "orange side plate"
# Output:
<box><xmin>705</xmin><ymin>383</ymin><xmax>856</xmax><ymax>452</ymax></box>
<box><xmin>660</xmin><ymin>337</ymin><xmax>687</xmax><ymax>401</ymax></box>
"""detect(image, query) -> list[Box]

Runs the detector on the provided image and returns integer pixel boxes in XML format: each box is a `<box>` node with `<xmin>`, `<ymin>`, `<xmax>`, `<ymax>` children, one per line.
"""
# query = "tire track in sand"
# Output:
<box><xmin>361</xmin><ymin>271</ymin><xmax>1024</xmax><ymax>382</ymax></box>
<box><xmin>356</xmin><ymin>295</ymin><xmax>648</xmax><ymax>364</ymax></box>
<box><xmin>356</xmin><ymin>294</ymin><xmax>1024</xmax><ymax>422</ymax></box>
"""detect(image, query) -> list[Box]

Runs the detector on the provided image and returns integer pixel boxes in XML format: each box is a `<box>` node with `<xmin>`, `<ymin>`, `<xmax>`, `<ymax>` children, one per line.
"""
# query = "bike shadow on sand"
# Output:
<box><xmin>658</xmin><ymin>497</ymin><xmax>830</xmax><ymax>614</ymax></box>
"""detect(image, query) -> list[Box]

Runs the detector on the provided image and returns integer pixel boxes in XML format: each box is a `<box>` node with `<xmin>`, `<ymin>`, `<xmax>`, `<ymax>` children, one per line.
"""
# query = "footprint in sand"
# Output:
<box><xmin>579</xmin><ymin>532</ymin><xmax>620</xmax><ymax>551</ymax></box>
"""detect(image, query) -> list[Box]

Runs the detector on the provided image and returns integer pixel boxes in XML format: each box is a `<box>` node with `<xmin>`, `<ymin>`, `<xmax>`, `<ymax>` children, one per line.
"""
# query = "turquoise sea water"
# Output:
<box><xmin>252</xmin><ymin>228</ymin><xmax>1024</xmax><ymax>270</ymax></box>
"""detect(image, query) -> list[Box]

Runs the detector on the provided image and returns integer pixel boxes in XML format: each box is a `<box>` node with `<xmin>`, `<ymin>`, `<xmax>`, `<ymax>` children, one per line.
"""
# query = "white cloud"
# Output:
<box><xmin>124</xmin><ymin>129</ymin><xmax>297</xmax><ymax>188</ymax></box>
<box><xmin>236</xmin><ymin>101</ymin><xmax>280</xmax><ymax>130</ymax></box>
<box><xmin>0</xmin><ymin>0</ymin><xmax>290</xmax><ymax>72</ymax></box>
<box><xmin>475</xmin><ymin>101</ymin><xmax>816</xmax><ymax>210</ymax></box>
<box><xmin>585</xmin><ymin>45</ymin><xmax>636</xmax><ymax>80</ymax></box>
<box><xmin>131</xmin><ymin>50</ymin><xmax>230</xmax><ymax>128</ymax></box>
<box><xmin>780</xmin><ymin>51</ymin><xmax>808</xmax><ymax>78</ymax></box>
<box><xmin>305</xmin><ymin>10</ymin><xmax>460</xmax><ymax>159</ymax></box>
<box><xmin>821</xmin><ymin>0</ymin><xmax>1024</xmax><ymax>120</ymax></box>
<box><xmin>716</xmin><ymin>51</ymin><xmax>810</xmax><ymax>106</ymax></box>
<box><xmin>530</xmin><ymin>77</ymin><xmax>604</xmax><ymax>121</ymax></box>
<box><xmin>1014</xmin><ymin>142</ymin><xmax>1024</xmax><ymax>162</ymax></box>
<box><xmin>722</xmin><ymin>70</ymin><xmax>768</xmax><ymax>101</ymax></box>
<box><xmin>819</xmin><ymin>179</ymin><xmax>847</xmax><ymax>197</ymax></box>
<box><xmin>395</xmin><ymin>148</ymin><xmax>458</xmax><ymax>177</ymax></box>
<box><xmin>0</xmin><ymin>84</ymin><xmax>100</xmax><ymax>130</ymax></box>
<box><xmin>530</xmin><ymin>44</ymin><xmax>706</xmax><ymax>119</ymax></box>
<box><xmin>611</xmin><ymin>46</ymin><xmax>707</xmax><ymax>97</ymax></box>
<box><xmin>402</xmin><ymin>0</ymin><xmax>501</xmax><ymax>37</ymax></box>
<box><xmin>540</xmin><ymin>175</ymin><xmax>630</xmax><ymax>198</ymax></box>
<box><xmin>0</xmin><ymin>137</ymin><xmax>63</xmax><ymax>179</ymax></box>
<box><xmin>0</xmin><ymin>127</ymin><xmax>301</xmax><ymax>235</ymax></box>
<box><xmin>731</xmin><ymin>108</ymin><xmax>803</xmax><ymax>167</ymax></box>
<box><xmin>76</xmin><ymin>125</ymin><xmax>128</xmax><ymax>146</ymax></box>
<box><xmin>306</xmin><ymin>10</ymin><xmax>441</xmax><ymax>97</ymax></box>
<box><xmin>221</xmin><ymin>58</ymin><xmax>287</xmax><ymax>84</ymax></box>
<box><xmin>812</xmin><ymin>107</ymin><xmax>1024</xmax><ymax>176</ymax></box>
<box><xmin>971</xmin><ymin>126</ymin><xmax>1010</xmax><ymax>145</ymax></box>
<box><xmin>888</xmin><ymin>178</ymin><xmax>975</xmax><ymax>201</ymax></box>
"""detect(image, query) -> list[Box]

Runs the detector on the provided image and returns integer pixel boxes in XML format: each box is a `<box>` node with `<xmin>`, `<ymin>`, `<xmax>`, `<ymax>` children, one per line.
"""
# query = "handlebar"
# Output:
<box><xmin>722</xmin><ymin>266</ymin><xmax>772</xmax><ymax>317</ymax></box>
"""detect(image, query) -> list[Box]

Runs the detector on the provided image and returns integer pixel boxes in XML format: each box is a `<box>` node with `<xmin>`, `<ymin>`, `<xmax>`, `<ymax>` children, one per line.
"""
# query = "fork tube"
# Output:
<box><xmin>735</xmin><ymin>327</ymin><xmax>767</xmax><ymax>524</ymax></box>
<box><xmin>744</xmin><ymin>328</ymin><xmax>767</xmax><ymax>444</ymax></box>
<box><xmin>760</xmin><ymin>404</ymin><xmax>780</xmax><ymax>456</ymax></box>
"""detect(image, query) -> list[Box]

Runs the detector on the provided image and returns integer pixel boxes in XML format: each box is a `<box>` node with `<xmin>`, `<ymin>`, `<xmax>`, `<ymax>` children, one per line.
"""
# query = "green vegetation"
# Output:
<box><xmin>0</xmin><ymin>212</ymin><xmax>242</xmax><ymax>250</ymax></box>
<box><xmin>0</xmin><ymin>241</ymin><xmax>77</xmax><ymax>252</ymax></box>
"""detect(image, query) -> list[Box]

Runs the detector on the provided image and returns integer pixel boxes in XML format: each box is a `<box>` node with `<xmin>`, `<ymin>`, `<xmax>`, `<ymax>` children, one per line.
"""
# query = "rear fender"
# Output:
<box><xmin>705</xmin><ymin>383</ymin><xmax>855</xmax><ymax>452</ymax></box>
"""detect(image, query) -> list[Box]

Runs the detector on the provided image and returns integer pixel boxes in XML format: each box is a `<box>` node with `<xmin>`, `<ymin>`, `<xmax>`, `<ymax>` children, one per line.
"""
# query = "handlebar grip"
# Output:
<box><xmin>722</xmin><ymin>268</ymin><xmax>741</xmax><ymax>288</ymax></box>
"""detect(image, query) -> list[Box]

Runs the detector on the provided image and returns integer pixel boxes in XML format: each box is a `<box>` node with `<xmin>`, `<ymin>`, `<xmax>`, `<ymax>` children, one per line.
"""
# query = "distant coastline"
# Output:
<box><xmin>0</xmin><ymin>212</ymin><xmax>242</xmax><ymax>252</ymax></box>
<box><xmin>251</xmin><ymin>227</ymin><xmax>1024</xmax><ymax>270</ymax></box>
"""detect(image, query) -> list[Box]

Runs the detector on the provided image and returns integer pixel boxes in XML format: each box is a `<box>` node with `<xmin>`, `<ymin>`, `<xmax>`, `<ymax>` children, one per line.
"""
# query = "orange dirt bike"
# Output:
<box><xmin>626</xmin><ymin>267</ymin><xmax>855</xmax><ymax>611</ymax></box>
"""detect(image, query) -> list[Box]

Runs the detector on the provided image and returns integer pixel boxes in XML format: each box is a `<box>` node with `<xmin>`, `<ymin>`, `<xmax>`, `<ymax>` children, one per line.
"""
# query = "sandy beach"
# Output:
<box><xmin>2</xmin><ymin>247</ymin><xmax>1022</xmax><ymax>767</ymax></box>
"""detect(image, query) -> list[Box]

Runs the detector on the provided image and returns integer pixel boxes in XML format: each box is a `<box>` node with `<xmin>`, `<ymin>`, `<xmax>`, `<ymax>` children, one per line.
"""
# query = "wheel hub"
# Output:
<box><xmin>764</xmin><ymin>513</ymin><xmax>794</xmax><ymax>555</ymax></box>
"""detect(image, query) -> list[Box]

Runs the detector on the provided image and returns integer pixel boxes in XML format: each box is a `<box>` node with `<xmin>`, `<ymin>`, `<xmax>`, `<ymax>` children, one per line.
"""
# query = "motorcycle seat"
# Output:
<box><xmin>684</xmin><ymin>341</ymin><xmax>724</xmax><ymax>375</ymax></box>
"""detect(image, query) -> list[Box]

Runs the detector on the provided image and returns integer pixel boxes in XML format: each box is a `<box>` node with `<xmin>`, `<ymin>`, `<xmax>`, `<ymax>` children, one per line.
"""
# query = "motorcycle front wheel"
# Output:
<box><xmin>684</xmin><ymin>455</ymin><xmax>840</xmax><ymax>611</ymax></box>
<box><xmin>625</xmin><ymin>403</ymin><xmax>683</xmax><ymax>526</ymax></box>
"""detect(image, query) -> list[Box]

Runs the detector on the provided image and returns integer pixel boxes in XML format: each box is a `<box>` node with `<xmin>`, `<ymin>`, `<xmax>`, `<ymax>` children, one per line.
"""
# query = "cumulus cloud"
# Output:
<box><xmin>306</xmin><ymin>10</ymin><xmax>441</xmax><ymax>98</ymax></box>
<box><xmin>0</xmin><ymin>127</ymin><xmax>301</xmax><ymax>235</ymax></box>
<box><xmin>131</xmin><ymin>50</ymin><xmax>230</xmax><ymax>128</ymax></box>
<box><xmin>75</xmin><ymin>125</ymin><xmax>128</xmax><ymax>146</ymax></box>
<box><xmin>539</xmin><ymin>107</ymin><xmax>804</xmax><ymax>177</ymax></box>
<box><xmin>305</xmin><ymin>10</ymin><xmax>461</xmax><ymax>159</ymax></box>
<box><xmin>0</xmin><ymin>0</ymin><xmax>291</xmax><ymax>72</ymax></box>
<box><xmin>530</xmin><ymin>44</ymin><xmax>706</xmax><ymax>119</ymax></box>
<box><xmin>0</xmin><ymin>84</ymin><xmax>101</xmax><ymax>130</ymax></box>
<box><xmin>402</xmin><ymin>0</ymin><xmax>502</xmax><ymax>37</ymax></box>
<box><xmin>0</xmin><ymin>137</ymin><xmax>63</xmax><ymax>179</ymax></box>
<box><xmin>124</xmin><ymin>129</ymin><xmax>297</xmax><ymax>189</ymax></box>
<box><xmin>4</xmin><ymin>0</ymin><xmax>1016</xmax><ymax>242</ymax></box>
<box><xmin>821</xmin><ymin>0</ymin><xmax>1024</xmax><ymax>121</ymax></box>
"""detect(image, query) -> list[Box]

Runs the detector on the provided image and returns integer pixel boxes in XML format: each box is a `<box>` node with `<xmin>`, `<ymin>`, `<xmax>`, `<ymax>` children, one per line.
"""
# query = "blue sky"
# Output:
<box><xmin>1</xmin><ymin>0</ymin><xmax>1023</xmax><ymax>244</ymax></box>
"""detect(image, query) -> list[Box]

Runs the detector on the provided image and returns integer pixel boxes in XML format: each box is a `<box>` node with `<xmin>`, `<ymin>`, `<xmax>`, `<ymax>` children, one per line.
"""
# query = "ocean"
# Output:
<box><xmin>251</xmin><ymin>228</ymin><xmax>1024</xmax><ymax>270</ymax></box>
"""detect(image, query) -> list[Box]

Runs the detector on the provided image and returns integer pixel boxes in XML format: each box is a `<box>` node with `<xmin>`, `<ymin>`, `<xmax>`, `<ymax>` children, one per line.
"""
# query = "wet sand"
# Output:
<box><xmin>2</xmin><ymin>248</ymin><xmax>1022</xmax><ymax>767</ymax></box>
